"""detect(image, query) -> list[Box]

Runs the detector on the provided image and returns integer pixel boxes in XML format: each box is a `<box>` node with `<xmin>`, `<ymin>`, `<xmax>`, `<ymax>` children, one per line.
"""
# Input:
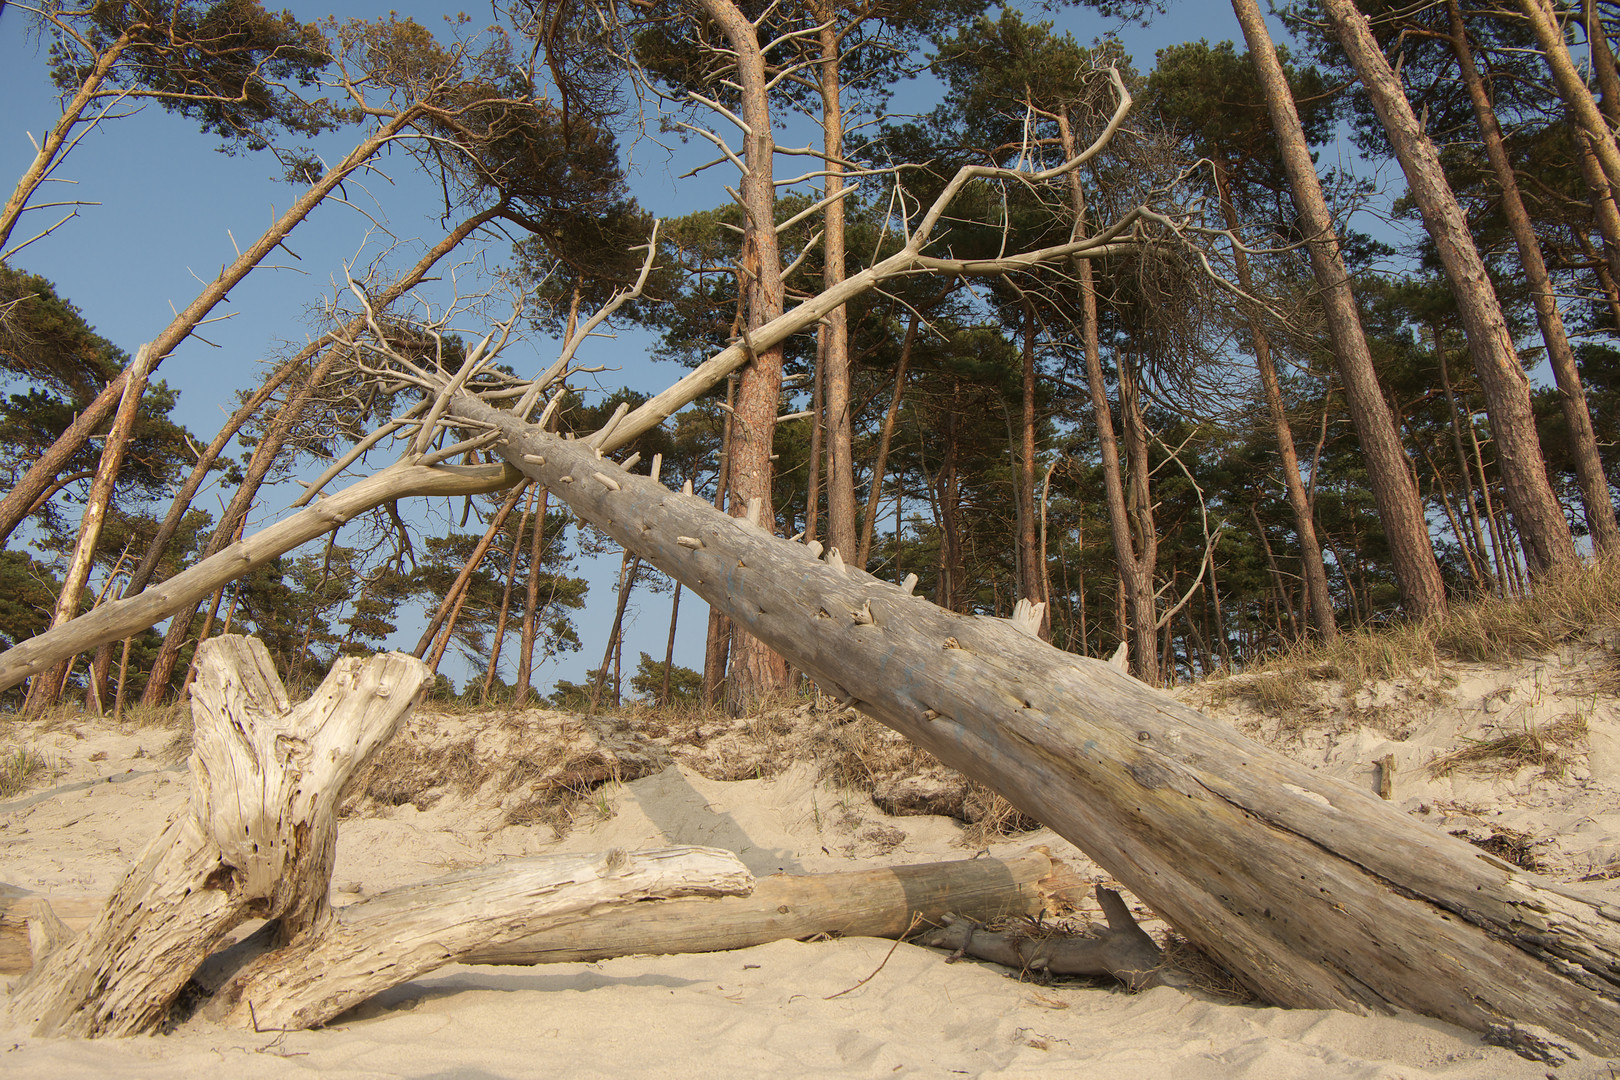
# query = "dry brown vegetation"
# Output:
<box><xmin>1424</xmin><ymin>713</ymin><xmax>1589</xmax><ymax>781</ymax></box>
<box><xmin>1207</xmin><ymin>557</ymin><xmax>1620</xmax><ymax>715</ymax></box>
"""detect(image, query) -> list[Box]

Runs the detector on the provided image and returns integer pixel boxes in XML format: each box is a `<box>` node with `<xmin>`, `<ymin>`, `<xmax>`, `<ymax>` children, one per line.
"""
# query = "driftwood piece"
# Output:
<box><xmin>203</xmin><ymin>846</ymin><xmax>754</xmax><ymax>1032</ymax></box>
<box><xmin>918</xmin><ymin>886</ymin><xmax>1165</xmax><ymax>990</ymax></box>
<box><xmin>464</xmin><ymin>850</ymin><xmax>1065</xmax><ymax>966</ymax></box>
<box><xmin>4</xmin><ymin>853</ymin><xmax>1067</xmax><ymax>976</ymax></box>
<box><xmin>0</xmin><ymin>888</ymin><xmax>101</xmax><ymax>976</ymax></box>
<box><xmin>456</xmin><ymin>393</ymin><xmax>1620</xmax><ymax>1054</ymax></box>
<box><xmin>3</xmin><ymin>638</ymin><xmax>432</xmax><ymax>1037</ymax></box>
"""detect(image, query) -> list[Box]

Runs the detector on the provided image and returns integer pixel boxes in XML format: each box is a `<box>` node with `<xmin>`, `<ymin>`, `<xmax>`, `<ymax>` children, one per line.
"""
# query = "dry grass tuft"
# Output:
<box><xmin>1225</xmin><ymin>556</ymin><xmax>1620</xmax><ymax>696</ymax></box>
<box><xmin>0</xmin><ymin>743</ymin><xmax>47</xmax><ymax>798</ymax></box>
<box><xmin>1158</xmin><ymin>934</ymin><xmax>1255</xmax><ymax>1003</ymax></box>
<box><xmin>1425</xmin><ymin>713</ymin><xmax>1588</xmax><ymax>781</ymax></box>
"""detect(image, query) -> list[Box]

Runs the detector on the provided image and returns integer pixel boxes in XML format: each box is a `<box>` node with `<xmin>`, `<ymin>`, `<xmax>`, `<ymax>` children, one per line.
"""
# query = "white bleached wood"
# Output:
<box><xmin>3</xmin><ymin>638</ymin><xmax>431</xmax><ymax>1037</ymax></box>
<box><xmin>205</xmin><ymin>847</ymin><xmax>752</xmax><ymax>1031</ymax></box>
<box><xmin>0</xmin><ymin>463</ymin><xmax>515</xmax><ymax>694</ymax></box>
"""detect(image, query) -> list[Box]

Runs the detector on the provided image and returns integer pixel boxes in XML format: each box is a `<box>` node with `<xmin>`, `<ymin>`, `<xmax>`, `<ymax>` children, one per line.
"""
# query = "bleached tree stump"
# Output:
<box><xmin>4</xmin><ymin>637</ymin><xmax>431</xmax><ymax>1037</ymax></box>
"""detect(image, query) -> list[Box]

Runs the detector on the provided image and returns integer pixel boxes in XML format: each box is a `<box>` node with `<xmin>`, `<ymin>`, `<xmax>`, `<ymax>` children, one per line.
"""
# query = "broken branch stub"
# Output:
<box><xmin>452</xmin><ymin>392</ymin><xmax>1620</xmax><ymax>1055</ymax></box>
<box><xmin>4</xmin><ymin>638</ymin><xmax>431</xmax><ymax>1037</ymax></box>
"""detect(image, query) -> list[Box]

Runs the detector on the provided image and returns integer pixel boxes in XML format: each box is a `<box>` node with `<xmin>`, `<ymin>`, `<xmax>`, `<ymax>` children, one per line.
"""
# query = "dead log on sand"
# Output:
<box><xmin>5</xmin><ymin>854</ymin><xmax>1173</xmax><ymax>996</ymax></box>
<box><xmin>918</xmin><ymin>886</ymin><xmax>1166</xmax><ymax>990</ymax></box>
<box><xmin>453</xmin><ymin>393</ymin><xmax>1620</xmax><ymax>1057</ymax></box>
<box><xmin>3</xmin><ymin>637</ymin><xmax>751</xmax><ymax>1036</ymax></box>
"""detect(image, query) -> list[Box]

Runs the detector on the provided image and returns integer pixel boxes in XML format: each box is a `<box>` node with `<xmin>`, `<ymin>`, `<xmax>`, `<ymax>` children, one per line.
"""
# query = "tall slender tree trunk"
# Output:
<box><xmin>483</xmin><ymin>494</ymin><xmax>531</xmax><ymax>700</ymax></box>
<box><xmin>816</xmin><ymin>13</ymin><xmax>857</xmax><ymax>561</ymax></box>
<box><xmin>1232</xmin><ymin>0</ymin><xmax>1449</xmax><ymax>616</ymax></box>
<box><xmin>1016</xmin><ymin>301</ymin><xmax>1046</xmax><ymax>623</ymax></box>
<box><xmin>697</xmin><ymin>0</ymin><xmax>790</xmax><ymax>715</ymax></box>
<box><xmin>1437</xmin><ymin>336</ymin><xmax>1498</xmax><ymax>591</ymax></box>
<box><xmin>515</xmin><ymin>486</ymin><xmax>550</xmax><ymax>703</ymax></box>
<box><xmin>1448</xmin><ymin>0</ymin><xmax>1618</xmax><ymax>553</ymax></box>
<box><xmin>0</xmin><ymin>33</ymin><xmax>133</xmax><ymax>254</ymax></box>
<box><xmin>856</xmin><ymin>314</ymin><xmax>916</xmax><ymax>568</ymax></box>
<box><xmin>1212</xmin><ymin>161</ymin><xmax>1336</xmax><ymax>638</ymax></box>
<box><xmin>1118</xmin><ymin>352</ymin><xmax>1160</xmax><ymax>682</ymax></box>
<box><xmin>25</xmin><ymin>345</ymin><xmax>152</xmax><ymax>711</ymax></box>
<box><xmin>1320</xmin><ymin>0</ymin><xmax>1575</xmax><ymax>572</ymax></box>
<box><xmin>1056</xmin><ymin>113</ymin><xmax>1158</xmax><ymax>682</ymax></box>
<box><xmin>703</xmin><ymin>376</ymin><xmax>738</xmax><ymax>708</ymax></box>
<box><xmin>141</xmin><ymin>347</ymin><xmax>350</xmax><ymax>703</ymax></box>
<box><xmin>1521</xmin><ymin>0</ymin><xmax>1620</xmax><ymax>201</ymax></box>
<box><xmin>660</xmin><ymin>583</ymin><xmax>683</xmax><ymax>706</ymax></box>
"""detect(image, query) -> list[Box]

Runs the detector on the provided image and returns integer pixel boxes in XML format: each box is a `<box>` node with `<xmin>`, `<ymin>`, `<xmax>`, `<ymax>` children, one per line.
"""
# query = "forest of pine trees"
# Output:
<box><xmin>4</xmin><ymin>0</ymin><xmax>1620</xmax><ymax>712</ymax></box>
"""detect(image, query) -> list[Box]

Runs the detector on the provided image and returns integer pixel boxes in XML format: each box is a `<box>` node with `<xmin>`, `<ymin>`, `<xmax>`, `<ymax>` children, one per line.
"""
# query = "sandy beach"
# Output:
<box><xmin>6</xmin><ymin>647</ymin><xmax>1620</xmax><ymax>1079</ymax></box>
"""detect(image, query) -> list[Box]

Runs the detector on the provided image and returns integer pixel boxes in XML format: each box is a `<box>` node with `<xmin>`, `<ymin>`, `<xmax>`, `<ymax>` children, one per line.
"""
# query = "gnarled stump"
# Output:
<box><xmin>4</xmin><ymin>638</ymin><xmax>431</xmax><ymax>1036</ymax></box>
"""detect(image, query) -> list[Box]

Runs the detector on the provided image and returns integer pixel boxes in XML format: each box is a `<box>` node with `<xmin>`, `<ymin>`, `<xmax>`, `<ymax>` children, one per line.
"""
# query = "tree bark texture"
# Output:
<box><xmin>202</xmin><ymin>847</ymin><xmax>751</xmax><ymax>1032</ymax></box>
<box><xmin>1320</xmin><ymin>0</ymin><xmax>1576</xmax><ymax>572</ymax></box>
<box><xmin>1232</xmin><ymin>0</ymin><xmax>1449</xmax><ymax>617</ymax></box>
<box><xmin>696</xmin><ymin>0</ymin><xmax>792</xmax><ymax>714</ymax></box>
<box><xmin>457</xmin><ymin>391</ymin><xmax>1620</xmax><ymax>1054</ymax></box>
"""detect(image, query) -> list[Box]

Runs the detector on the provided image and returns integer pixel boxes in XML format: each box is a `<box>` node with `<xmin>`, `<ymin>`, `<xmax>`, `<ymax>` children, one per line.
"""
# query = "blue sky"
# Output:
<box><xmin>0</xmin><ymin>1</ymin><xmax>1334</xmax><ymax>697</ymax></box>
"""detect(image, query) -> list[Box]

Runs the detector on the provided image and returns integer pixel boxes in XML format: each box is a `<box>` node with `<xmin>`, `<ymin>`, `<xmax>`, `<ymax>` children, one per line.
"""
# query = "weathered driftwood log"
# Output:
<box><xmin>918</xmin><ymin>886</ymin><xmax>1165</xmax><ymax>990</ymax></box>
<box><xmin>454</xmin><ymin>394</ymin><xmax>1620</xmax><ymax>1054</ymax></box>
<box><xmin>2</xmin><ymin>853</ymin><xmax>1064</xmax><ymax>976</ymax></box>
<box><xmin>4</xmin><ymin>637</ymin><xmax>432</xmax><ymax>1036</ymax></box>
<box><xmin>464</xmin><ymin>849</ymin><xmax>1069</xmax><ymax>966</ymax></box>
<box><xmin>202</xmin><ymin>846</ymin><xmax>754</xmax><ymax>1032</ymax></box>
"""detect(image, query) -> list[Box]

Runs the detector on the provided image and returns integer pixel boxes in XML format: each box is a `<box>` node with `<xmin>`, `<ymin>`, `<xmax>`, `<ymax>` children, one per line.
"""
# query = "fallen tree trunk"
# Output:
<box><xmin>918</xmin><ymin>885</ymin><xmax>1165</xmax><ymax>991</ymax></box>
<box><xmin>454</xmin><ymin>393</ymin><xmax>1620</xmax><ymax>1055</ymax></box>
<box><xmin>463</xmin><ymin>849</ymin><xmax>1072</xmax><ymax>966</ymax></box>
<box><xmin>0</xmin><ymin>462</ymin><xmax>516</xmax><ymax>696</ymax></box>
<box><xmin>202</xmin><ymin>846</ymin><xmax>754</xmax><ymax>1032</ymax></box>
<box><xmin>1</xmin><ymin>852</ymin><xmax>1069</xmax><ymax>976</ymax></box>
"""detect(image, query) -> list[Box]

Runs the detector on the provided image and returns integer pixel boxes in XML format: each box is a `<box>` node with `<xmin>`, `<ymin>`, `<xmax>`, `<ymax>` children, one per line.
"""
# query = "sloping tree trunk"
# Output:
<box><xmin>1320</xmin><ymin>0</ymin><xmax>1576</xmax><ymax>573</ymax></box>
<box><xmin>25</xmin><ymin>345</ymin><xmax>152</xmax><ymax>711</ymax></box>
<box><xmin>1447</xmin><ymin>0</ymin><xmax>1619</xmax><ymax>554</ymax></box>
<box><xmin>453</xmin><ymin>392</ymin><xmax>1620</xmax><ymax>1056</ymax></box>
<box><xmin>1232</xmin><ymin>0</ymin><xmax>1449</xmax><ymax>617</ymax></box>
<box><xmin>0</xmin><ymin>108</ymin><xmax>423</xmax><ymax>549</ymax></box>
<box><xmin>1521</xmin><ymin>0</ymin><xmax>1620</xmax><ymax>204</ymax></box>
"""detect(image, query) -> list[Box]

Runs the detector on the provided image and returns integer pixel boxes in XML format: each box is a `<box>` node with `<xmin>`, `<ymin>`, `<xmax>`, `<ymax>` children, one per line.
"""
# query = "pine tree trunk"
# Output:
<box><xmin>25</xmin><ymin>346</ymin><xmax>152</xmax><ymax>711</ymax></box>
<box><xmin>0</xmin><ymin>109</ymin><xmax>422</xmax><ymax>549</ymax></box>
<box><xmin>817</xmin><ymin>13</ymin><xmax>858</xmax><ymax>563</ymax></box>
<box><xmin>1321</xmin><ymin>0</ymin><xmax>1575</xmax><ymax>572</ymax></box>
<box><xmin>855</xmin><ymin>314</ymin><xmax>916</xmax><ymax>568</ymax></box>
<box><xmin>1448</xmin><ymin>0</ymin><xmax>1617</xmax><ymax>553</ymax></box>
<box><xmin>1232</xmin><ymin>0</ymin><xmax>1449</xmax><ymax>617</ymax></box>
<box><xmin>516</xmin><ymin>487</ymin><xmax>550</xmax><ymax>703</ymax></box>
<box><xmin>1212</xmin><ymin>161</ymin><xmax>1337</xmax><ymax>638</ymax></box>
<box><xmin>698</xmin><ymin>0</ymin><xmax>791</xmax><ymax>715</ymax></box>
